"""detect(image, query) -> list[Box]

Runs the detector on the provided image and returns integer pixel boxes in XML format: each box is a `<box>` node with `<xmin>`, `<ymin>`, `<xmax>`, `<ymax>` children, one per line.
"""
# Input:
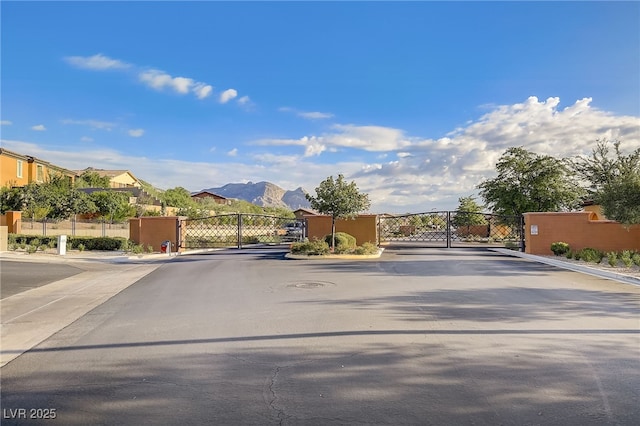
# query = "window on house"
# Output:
<box><xmin>36</xmin><ymin>164</ymin><xmax>44</xmax><ymax>182</ymax></box>
<box><xmin>17</xmin><ymin>160</ymin><xmax>23</xmax><ymax>178</ymax></box>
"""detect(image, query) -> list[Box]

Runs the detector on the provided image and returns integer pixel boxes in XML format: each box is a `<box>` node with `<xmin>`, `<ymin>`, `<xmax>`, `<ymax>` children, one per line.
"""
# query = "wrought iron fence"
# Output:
<box><xmin>379</xmin><ymin>211</ymin><xmax>523</xmax><ymax>250</ymax></box>
<box><xmin>17</xmin><ymin>218</ymin><xmax>130</xmax><ymax>238</ymax></box>
<box><xmin>180</xmin><ymin>214</ymin><xmax>305</xmax><ymax>249</ymax></box>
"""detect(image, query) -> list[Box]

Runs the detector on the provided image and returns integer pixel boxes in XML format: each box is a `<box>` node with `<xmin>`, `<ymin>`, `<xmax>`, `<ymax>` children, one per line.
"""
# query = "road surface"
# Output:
<box><xmin>1</xmin><ymin>247</ymin><xmax>638</xmax><ymax>425</ymax></box>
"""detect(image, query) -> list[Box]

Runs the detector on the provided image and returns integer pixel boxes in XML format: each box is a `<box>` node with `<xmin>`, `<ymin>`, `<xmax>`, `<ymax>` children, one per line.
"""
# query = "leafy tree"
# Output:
<box><xmin>573</xmin><ymin>139</ymin><xmax>640</xmax><ymax>225</ymax></box>
<box><xmin>305</xmin><ymin>174</ymin><xmax>370</xmax><ymax>251</ymax></box>
<box><xmin>478</xmin><ymin>147</ymin><xmax>584</xmax><ymax>217</ymax></box>
<box><xmin>90</xmin><ymin>191</ymin><xmax>135</xmax><ymax>221</ymax></box>
<box><xmin>452</xmin><ymin>196</ymin><xmax>487</xmax><ymax>227</ymax></box>
<box><xmin>162</xmin><ymin>187</ymin><xmax>197</xmax><ymax>208</ymax></box>
<box><xmin>0</xmin><ymin>186</ymin><xmax>24</xmax><ymax>214</ymax></box>
<box><xmin>75</xmin><ymin>171</ymin><xmax>111</xmax><ymax>188</ymax></box>
<box><xmin>22</xmin><ymin>182</ymin><xmax>53</xmax><ymax>220</ymax></box>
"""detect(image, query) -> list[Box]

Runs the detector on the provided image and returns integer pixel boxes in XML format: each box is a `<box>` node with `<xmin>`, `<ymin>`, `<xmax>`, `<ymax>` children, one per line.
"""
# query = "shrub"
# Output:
<box><xmin>324</xmin><ymin>232</ymin><xmax>356</xmax><ymax>254</ymax></box>
<box><xmin>566</xmin><ymin>250</ymin><xmax>574</xmax><ymax>259</ymax></box>
<box><xmin>577</xmin><ymin>247</ymin><xmax>603</xmax><ymax>264</ymax></box>
<box><xmin>550</xmin><ymin>242</ymin><xmax>570</xmax><ymax>256</ymax></box>
<box><xmin>633</xmin><ymin>253</ymin><xmax>640</xmax><ymax>267</ymax></box>
<box><xmin>77</xmin><ymin>243</ymin><xmax>85</xmax><ymax>252</ymax></box>
<box><xmin>26</xmin><ymin>245</ymin><xmax>37</xmax><ymax>254</ymax></box>
<box><xmin>620</xmin><ymin>250</ymin><xmax>634</xmax><ymax>268</ymax></box>
<box><xmin>291</xmin><ymin>239</ymin><xmax>330</xmax><ymax>256</ymax></box>
<box><xmin>607</xmin><ymin>252</ymin><xmax>618</xmax><ymax>267</ymax></box>
<box><xmin>352</xmin><ymin>242</ymin><xmax>379</xmax><ymax>255</ymax></box>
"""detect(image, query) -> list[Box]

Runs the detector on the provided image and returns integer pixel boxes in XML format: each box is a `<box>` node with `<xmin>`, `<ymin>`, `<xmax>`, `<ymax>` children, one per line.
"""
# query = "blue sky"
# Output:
<box><xmin>2</xmin><ymin>1</ymin><xmax>639</xmax><ymax>212</ymax></box>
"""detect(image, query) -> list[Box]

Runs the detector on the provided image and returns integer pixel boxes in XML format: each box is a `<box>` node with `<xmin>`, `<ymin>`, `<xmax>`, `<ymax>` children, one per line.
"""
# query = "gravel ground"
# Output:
<box><xmin>542</xmin><ymin>254</ymin><xmax>640</xmax><ymax>280</ymax></box>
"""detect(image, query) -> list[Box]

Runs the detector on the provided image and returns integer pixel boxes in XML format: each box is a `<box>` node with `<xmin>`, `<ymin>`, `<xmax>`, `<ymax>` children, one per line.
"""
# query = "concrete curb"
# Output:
<box><xmin>492</xmin><ymin>248</ymin><xmax>640</xmax><ymax>286</ymax></box>
<box><xmin>285</xmin><ymin>248</ymin><xmax>384</xmax><ymax>260</ymax></box>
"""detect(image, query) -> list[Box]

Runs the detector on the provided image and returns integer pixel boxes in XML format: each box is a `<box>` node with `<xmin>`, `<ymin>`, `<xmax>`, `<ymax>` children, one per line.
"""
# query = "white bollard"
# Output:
<box><xmin>57</xmin><ymin>235</ymin><xmax>67</xmax><ymax>255</ymax></box>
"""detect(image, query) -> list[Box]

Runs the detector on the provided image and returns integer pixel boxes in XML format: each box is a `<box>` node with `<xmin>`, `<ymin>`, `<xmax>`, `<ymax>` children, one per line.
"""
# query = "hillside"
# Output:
<box><xmin>201</xmin><ymin>181</ymin><xmax>311</xmax><ymax>210</ymax></box>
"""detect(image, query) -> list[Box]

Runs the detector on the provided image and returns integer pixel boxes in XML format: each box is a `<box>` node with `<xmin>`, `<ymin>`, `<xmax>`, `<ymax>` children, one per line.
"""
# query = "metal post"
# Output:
<box><xmin>520</xmin><ymin>215</ymin><xmax>526</xmax><ymax>252</ymax></box>
<box><xmin>238</xmin><ymin>214</ymin><xmax>243</xmax><ymax>249</ymax></box>
<box><xmin>446</xmin><ymin>211</ymin><xmax>451</xmax><ymax>248</ymax></box>
<box><xmin>43</xmin><ymin>218</ymin><xmax>47</xmax><ymax>236</ymax></box>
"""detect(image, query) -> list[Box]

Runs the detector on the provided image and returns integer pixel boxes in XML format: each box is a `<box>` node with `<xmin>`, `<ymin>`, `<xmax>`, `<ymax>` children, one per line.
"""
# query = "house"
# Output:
<box><xmin>0</xmin><ymin>148</ymin><xmax>76</xmax><ymax>188</ymax></box>
<box><xmin>75</xmin><ymin>167</ymin><xmax>142</xmax><ymax>188</ymax></box>
<box><xmin>294</xmin><ymin>208</ymin><xmax>318</xmax><ymax>220</ymax></box>
<box><xmin>191</xmin><ymin>190</ymin><xmax>230</xmax><ymax>205</ymax></box>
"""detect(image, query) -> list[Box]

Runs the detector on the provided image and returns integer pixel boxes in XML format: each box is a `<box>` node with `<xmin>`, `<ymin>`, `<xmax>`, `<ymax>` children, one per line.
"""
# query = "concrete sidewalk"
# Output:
<box><xmin>0</xmin><ymin>251</ymin><xmax>170</xmax><ymax>367</ymax></box>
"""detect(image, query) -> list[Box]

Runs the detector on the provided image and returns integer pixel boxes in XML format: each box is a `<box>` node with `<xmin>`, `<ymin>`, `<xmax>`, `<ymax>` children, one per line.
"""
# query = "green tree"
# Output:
<box><xmin>75</xmin><ymin>171</ymin><xmax>111</xmax><ymax>188</ymax></box>
<box><xmin>90</xmin><ymin>191</ymin><xmax>135</xmax><ymax>221</ymax></box>
<box><xmin>573</xmin><ymin>139</ymin><xmax>640</xmax><ymax>225</ymax></box>
<box><xmin>305</xmin><ymin>174</ymin><xmax>371</xmax><ymax>251</ymax></box>
<box><xmin>452</xmin><ymin>196</ymin><xmax>487</xmax><ymax>227</ymax></box>
<box><xmin>478</xmin><ymin>147</ymin><xmax>584</xmax><ymax>217</ymax></box>
<box><xmin>22</xmin><ymin>182</ymin><xmax>53</xmax><ymax>220</ymax></box>
<box><xmin>162</xmin><ymin>187</ymin><xmax>197</xmax><ymax>208</ymax></box>
<box><xmin>0</xmin><ymin>186</ymin><xmax>24</xmax><ymax>214</ymax></box>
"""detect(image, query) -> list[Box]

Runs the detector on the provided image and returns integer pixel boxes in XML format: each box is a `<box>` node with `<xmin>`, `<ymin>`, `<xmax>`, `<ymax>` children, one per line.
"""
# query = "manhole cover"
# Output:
<box><xmin>286</xmin><ymin>280</ymin><xmax>335</xmax><ymax>289</ymax></box>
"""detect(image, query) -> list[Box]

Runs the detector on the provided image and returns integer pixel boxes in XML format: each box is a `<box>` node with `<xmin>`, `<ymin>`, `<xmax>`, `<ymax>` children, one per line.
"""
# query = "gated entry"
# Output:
<box><xmin>378</xmin><ymin>211</ymin><xmax>524</xmax><ymax>250</ymax></box>
<box><xmin>180</xmin><ymin>214</ymin><xmax>306</xmax><ymax>250</ymax></box>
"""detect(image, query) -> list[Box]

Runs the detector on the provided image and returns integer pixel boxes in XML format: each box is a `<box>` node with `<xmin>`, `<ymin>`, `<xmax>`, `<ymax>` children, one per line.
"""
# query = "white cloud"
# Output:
<box><xmin>298</xmin><ymin>111</ymin><xmax>334</xmax><ymax>120</ymax></box>
<box><xmin>64</xmin><ymin>53</ymin><xmax>131</xmax><ymax>70</ymax></box>
<box><xmin>193</xmin><ymin>83</ymin><xmax>213</xmax><ymax>100</ymax></box>
<box><xmin>80</xmin><ymin>136</ymin><xmax>94</xmax><ymax>142</ymax></box>
<box><xmin>219</xmin><ymin>89</ymin><xmax>238</xmax><ymax>104</ymax></box>
<box><xmin>65</xmin><ymin>53</ymin><xmax>237</xmax><ymax>102</ymax></box>
<box><xmin>31</xmin><ymin>124</ymin><xmax>46</xmax><ymax>131</ymax></box>
<box><xmin>237</xmin><ymin>96</ymin><xmax>250</xmax><ymax>105</ymax></box>
<box><xmin>138</xmin><ymin>69</ymin><xmax>214</xmax><ymax>99</ymax></box>
<box><xmin>4</xmin><ymin>97</ymin><xmax>638</xmax><ymax>213</ymax></box>
<box><xmin>279</xmin><ymin>107</ymin><xmax>334</xmax><ymax>120</ymax></box>
<box><xmin>128</xmin><ymin>129</ymin><xmax>145</xmax><ymax>137</ymax></box>
<box><xmin>256</xmin><ymin>124</ymin><xmax>410</xmax><ymax>154</ymax></box>
<box><xmin>1</xmin><ymin>120</ymin><xmax>12</xmax><ymax>126</ymax></box>
<box><xmin>61</xmin><ymin>119</ymin><xmax>116</xmax><ymax>131</ymax></box>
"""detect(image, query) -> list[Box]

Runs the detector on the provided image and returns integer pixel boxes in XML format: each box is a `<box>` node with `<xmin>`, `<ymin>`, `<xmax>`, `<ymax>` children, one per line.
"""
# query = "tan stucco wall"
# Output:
<box><xmin>524</xmin><ymin>212</ymin><xmax>640</xmax><ymax>255</ymax></box>
<box><xmin>110</xmin><ymin>173</ymin><xmax>140</xmax><ymax>188</ymax></box>
<box><xmin>2</xmin><ymin>211</ymin><xmax>22</xmax><ymax>234</ymax></box>
<box><xmin>305</xmin><ymin>214</ymin><xmax>378</xmax><ymax>245</ymax></box>
<box><xmin>1</xmin><ymin>154</ymin><xmax>29</xmax><ymax>187</ymax></box>
<box><xmin>0</xmin><ymin>226</ymin><xmax>8</xmax><ymax>252</ymax></box>
<box><xmin>129</xmin><ymin>216</ymin><xmax>183</xmax><ymax>252</ymax></box>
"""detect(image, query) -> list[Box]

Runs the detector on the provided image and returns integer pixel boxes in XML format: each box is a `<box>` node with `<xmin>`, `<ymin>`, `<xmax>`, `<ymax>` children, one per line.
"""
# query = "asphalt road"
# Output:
<box><xmin>1</xmin><ymin>247</ymin><xmax>639</xmax><ymax>425</ymax></box>
<box><xmin>1</xmin><ymin>261</ymin><xmax>84</xmax><ymax>299</ymax></box>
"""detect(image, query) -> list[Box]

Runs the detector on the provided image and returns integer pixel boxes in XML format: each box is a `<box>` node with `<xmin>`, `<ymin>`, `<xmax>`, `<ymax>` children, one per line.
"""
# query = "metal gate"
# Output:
<box><xmin>179</xmin><ymin>214</ymin><xmax>306</xmax><ymax>250</ymax></box>
<box><xmin>378</xmin><ymin>211</ymin><xmax>524</xmax><ymax>250</ymax></box>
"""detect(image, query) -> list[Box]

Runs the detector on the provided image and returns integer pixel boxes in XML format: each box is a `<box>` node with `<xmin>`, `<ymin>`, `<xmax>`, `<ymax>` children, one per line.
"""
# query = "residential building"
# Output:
<box><xmin>75</xmin><ymin>167</ymin><xmax>142</xmax><ymax>188</ymax></box>
<box><xmin>0</xmin><ymin>148</ymin><xmax>76</xmax><ymax>187</ymax></box>
<box><xmin>191</xmin><ymin>190</ymin><xmax>230</xmax><ymax>205</ymax></box>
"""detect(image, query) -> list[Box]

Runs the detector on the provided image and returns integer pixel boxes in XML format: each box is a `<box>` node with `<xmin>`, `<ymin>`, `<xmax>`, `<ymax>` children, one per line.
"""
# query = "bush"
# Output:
<box><xmin>566</xmin><ymin>250</ymin><xmax>574</xmax><ymax>259</ymax></box>
<box><xmin>68</xmin><ymin>236</ymin><xmax>127</xmax><ymax>251</ymax></box>
<box><xmin>620</xmin><ymin>250</ymin><xmax>634</xmax><ymax>268</ymax></box>
<box><xmin>550</xmin><ymin>242</ymin><xmax>570</xmax><ymax>256</ymax></box>
<box><xmin>324</xmin><ymin>232</ymin><xmax>356</xmax><ymax>253</ymax></box>
<box><xmin>352</xmin><ymin>242</ymin><xmax>379</xmax><ymax>255</ymax></box>
<box><xmin>607</xmin><ymin>252</ymin><xmax>618</xmax><ymax>267</ymax></box>
<box><xmin>633</xmin><ymin>253</ymin><xmax>640</xmax><ymax>267</ymax></box>
<box><xmin>577</xmin><ymin>247</ymin><xmax>603</xmax><ymax>264</ymax></box>
<box><xmin>291</xmin><ymin>239</ymin><xmax>330</xmax><ymax>256</ymax></box>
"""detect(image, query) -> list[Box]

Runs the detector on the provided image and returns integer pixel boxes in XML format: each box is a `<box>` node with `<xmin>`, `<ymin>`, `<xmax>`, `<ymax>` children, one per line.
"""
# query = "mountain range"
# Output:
<box><xmin>201</xmin><ymin>181</ymin><xmax>312</xmax><ymax>210</ymax></box>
